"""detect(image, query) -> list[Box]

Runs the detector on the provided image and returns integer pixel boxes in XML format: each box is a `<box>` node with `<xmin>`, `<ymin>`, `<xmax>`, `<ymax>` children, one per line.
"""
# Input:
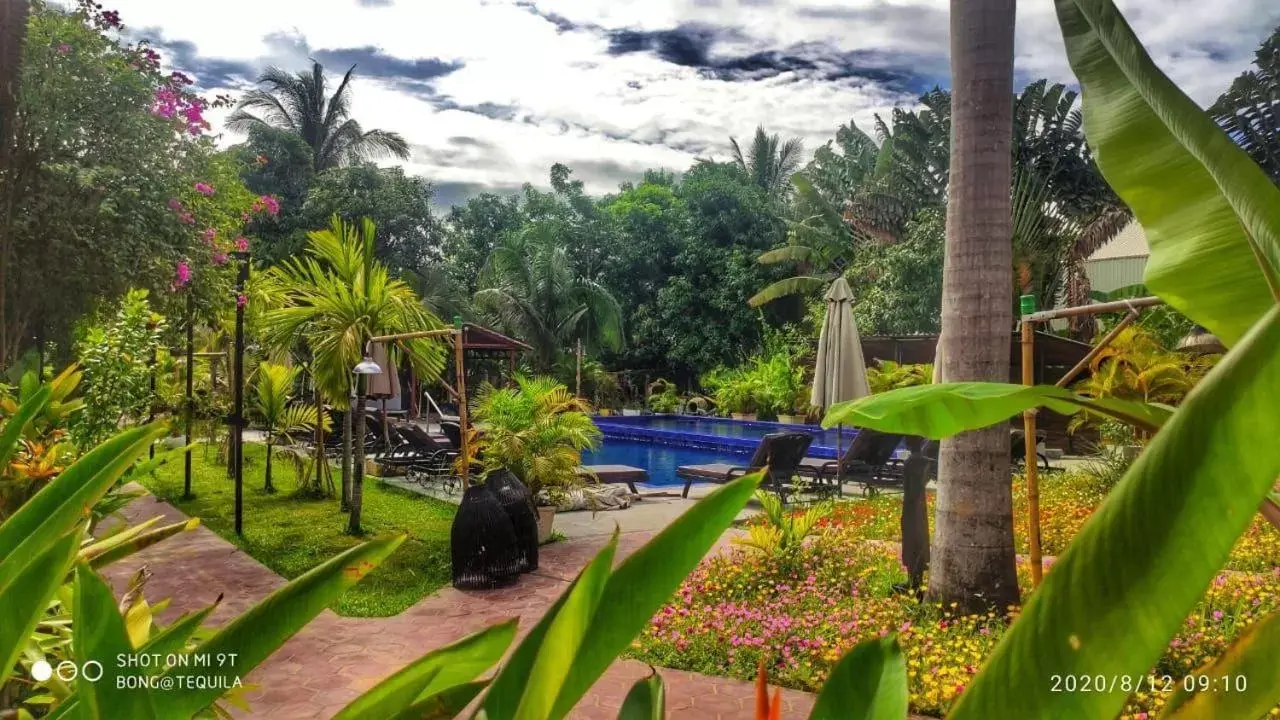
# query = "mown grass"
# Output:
<box><xmin>141</xmin><ymin>443</ymin><xmax>456</xmax><ymax>617</ymax></box>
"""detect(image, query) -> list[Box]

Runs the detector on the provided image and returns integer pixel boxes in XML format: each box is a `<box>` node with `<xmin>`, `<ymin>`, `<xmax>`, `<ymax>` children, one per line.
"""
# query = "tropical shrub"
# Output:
<box><xmin>469</xmin><ymin>375</ymin><xmax>601</xmax><ymax>501</ymax></box>
<box><xmin>645</xmin><ymin>379</ymin><xmax>682</xmax><ymax>414</ymax></box>
<box><xmin>867</xmin><ymin>360</ymin><xmax>933</xmax><ymax>395</ymax></box>
<box><xmin>70</xmin><ymin>289</ymin><xmax>166</xmax><ymax>447</ymax></box>
<box><xmin>734</xmin><ymin>490</ymin><xmax>830</xmax><ymax>562</ymax></box>
<box><xmin>251</xmin><ymin>362</ymin><xmax>321</xmax><ymax>493</ymax></box>
<box><xmin>0</xmin><ymin>367</ymin><xmax>82</xmax><ymax>517</ymax></box>
<box><xmin>702</xmin><ymin>364</ymin><xmax>763</xmax><ymax>416</ymax></box>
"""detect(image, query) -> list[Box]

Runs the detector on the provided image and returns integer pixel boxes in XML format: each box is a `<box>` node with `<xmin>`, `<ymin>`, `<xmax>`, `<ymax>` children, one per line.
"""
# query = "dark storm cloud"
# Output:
<box><xmin>605</xmin><ymin>24</ymin><xmax>941</xmax><ymax>93</ymax></box>
<box><xmin>131</xmin><ymin>27</ymin><xmax>258</xmax><ymax>88</ymax></box>
<box><xmin>312</xmin><ymin>46</ymin><xmax>463</xmax><ymax>83</ymax></box>
<box><xmin>432</xmin><ymin>181</ymin><xmax>524</xmax><ymax>209</ymax></box>
<box><xmin>513</xmin><ymin>1</ymin><xmax>585</xmax><ymax>33</ymax></box>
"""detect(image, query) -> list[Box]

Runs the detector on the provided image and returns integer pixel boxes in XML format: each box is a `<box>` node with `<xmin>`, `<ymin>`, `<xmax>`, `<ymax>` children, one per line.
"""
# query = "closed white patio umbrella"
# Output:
<box><xmin>810</xmin><ymin>276</ymin><xmax>871</xmax><ymax>490</ymax></box>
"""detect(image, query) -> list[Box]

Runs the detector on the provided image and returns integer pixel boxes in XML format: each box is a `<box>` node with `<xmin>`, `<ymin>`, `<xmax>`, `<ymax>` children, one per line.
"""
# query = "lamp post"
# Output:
<box><xmin>183</xmin><ymin>292</ymin><xmax>194</xmax><ymax>499</ymax></box>
<box><xmin>231</xmin><ymin>250</ymin><xmax>249</xmax><ymax>536</ymax></box>
<box><xmin>349</xmin><ymin>350</ymin><xmax>382</xmax><ymax>535</ymax></box>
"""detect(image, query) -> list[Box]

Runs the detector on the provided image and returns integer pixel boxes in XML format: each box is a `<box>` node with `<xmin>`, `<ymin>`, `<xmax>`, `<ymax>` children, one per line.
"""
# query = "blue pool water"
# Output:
<box><xmin>581</xmin><ymin>438</ymin><xmax>747</xmax><ymax>488</ymax></box>
<box><xmin>593</xmin><ymin>414</ymin><xmax>850</xmax><ymax>459</ymax></box>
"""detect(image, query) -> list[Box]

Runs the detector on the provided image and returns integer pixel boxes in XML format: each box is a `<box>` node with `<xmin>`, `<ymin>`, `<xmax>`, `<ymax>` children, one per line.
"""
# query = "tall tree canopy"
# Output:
<box><xmin>1210</xmin><ymin>25</ymin><xmax>1280</xmax><ymax>183</ymax></box>
<box><xmin>473</xmin><ymin>223</ymin><xmax>624</xmax><ymax>372</ymax></box>
<box><xmin>228</xmin><ymin>61</ymin><xmax>410</xmax><ymax>172</ymax></box>
<box><xmin>729</xmin><ymin>126</ymin><xmax>805</xmax><ymax>201</ymax></box>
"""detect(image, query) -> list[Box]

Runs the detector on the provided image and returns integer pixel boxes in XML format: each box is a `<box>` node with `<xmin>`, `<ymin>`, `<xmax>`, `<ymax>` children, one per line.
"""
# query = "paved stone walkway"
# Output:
<box><xmin>103</xmin><ymin>494</ymin><xmax>815</xmax><ymax>719</ymax></box>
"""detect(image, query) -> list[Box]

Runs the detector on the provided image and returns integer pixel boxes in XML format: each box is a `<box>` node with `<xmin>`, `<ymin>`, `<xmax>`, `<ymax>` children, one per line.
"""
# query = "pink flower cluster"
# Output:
<box><xmin>151</xmin><ymin>87</ymin><xmax>208</xmax><ymax>135</ymax></box>
<box><xmin>251</xmin><ymin>195</ymin><xmax>280</xmax><ymax>216</ymax></box>
<box><xmin>194</xmin><ymin>182</ymin><xmax>215</xmax><ymax>196</ymax></box>
<box><xmin>171</xmin><ymin>260</ymin><xmax>192</xmax><ymax>290</ymax></box>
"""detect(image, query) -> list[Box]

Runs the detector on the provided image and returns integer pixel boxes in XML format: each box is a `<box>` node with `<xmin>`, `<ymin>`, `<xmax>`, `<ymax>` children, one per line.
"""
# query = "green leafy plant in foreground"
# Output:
<box><xmin>814</xmin><ymin>0</ymin><xmax>1280</xmax><ymax>715</ymax></box>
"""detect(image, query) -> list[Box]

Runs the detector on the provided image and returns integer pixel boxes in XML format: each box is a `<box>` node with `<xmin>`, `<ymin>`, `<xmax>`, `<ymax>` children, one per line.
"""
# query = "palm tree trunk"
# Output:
<box><xmin>341</xmin><ymin>404</ymin><xmax>352</xmax><ymax>511</ymax></box>
<box><xmin>348</xmin><ymin>397</ymin><xmax>365</xmax><ymax>535</ymax></box>
<box><xmin>264</xmin><ymin>439</ymin><xmax>274</xmax><ymax>493</ymax></box>
<box><xmin>927</xmin><ymin>0</ymin><xmax>1019</xmax><ymax>614</ymax></box>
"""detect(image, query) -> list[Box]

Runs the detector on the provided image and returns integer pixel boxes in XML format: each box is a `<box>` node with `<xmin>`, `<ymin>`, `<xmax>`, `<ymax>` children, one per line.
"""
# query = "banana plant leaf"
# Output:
<box><xmin>1159</xmin><ymin>608</ymin><xmax>1280</xmax><ymax>719</ymax></box>
<box><xmin>947</xmin><ymin>304</ymin><xmax>1280</xmax><ymax>719</ymax></box>
<box><xmin>822</xmin><ymin>382</ymin><xmax>1171</xmax><ymax>438</ymax></box>
<box><xmin>1055</xmin><ymin>0</ymin><xmax>1280</xmax><ymax>349</ymax></box>
<box><xmin>808</xmin><ymin>637</ymin><xmax>907</xmax><ymax>720</ymax></box>
<box><xmin>617</xmin><ymin>674</ymin><xmax>665</xmax><ymax>720</ymax></box>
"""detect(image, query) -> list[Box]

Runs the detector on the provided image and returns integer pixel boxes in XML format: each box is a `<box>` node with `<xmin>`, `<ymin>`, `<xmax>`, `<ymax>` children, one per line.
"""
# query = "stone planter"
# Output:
<box><xmin>776</xmin><ymin>414</ymin><xmax>803</xmax><ymax>425</ymax></box>
<box><xmin>621</xmin><ymin>409</ymin><xmax>642</xmax><ymax>417</ymax></box>
<box><xmin>1121</xmin><ymin>444</ymin><xmax>1143</xmax><ymax>461</ymax></box>
<box><xmin>730</xmin><ymin>413</ymin><xmax>757</xmax><ymax>421</ymax></box>
<box><xmin>598</xmin><ymin>408</ymin><xmax>613</xmax><ymax>416</ymax></box>
<box><xmin>536</xmin><ymin>506</ymin><xmax>556</xmax><ymax>543</ymax></box>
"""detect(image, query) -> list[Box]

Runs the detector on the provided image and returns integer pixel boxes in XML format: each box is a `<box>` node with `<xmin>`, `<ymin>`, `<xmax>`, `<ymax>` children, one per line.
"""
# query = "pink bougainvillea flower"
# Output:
<box><xmin>151</xmin><ymin>87</ymin><xmax>179</xmax><ymax>120</ymax></box>
<box><xmin>236</xmin><ymin>294</ymin><xmax>248</xmax><ymax>309</ymax></box>
<box><xmin>194</xmin><ymin>182</ymin><xmax>215</xmax><ymax>196</ymax></box>
<box><xmin>212</xmin><ymin>251</ymin><xmax>228</xmax><ymax>266</ymax></box>
<box><xmin>234</xmin><ymin>236</ymin><xmax>249</xmax><ymax>252</ymax></box>
<box><xmin>178</xmin><ymin>211</ymin><xmax>195</xmax><ymax>225</ymax></box>
<box><xmin>174</xmin><ymin>261</ymin><xmax>192</xmax><ymax>288</ymax></box>
<box><xmin>57</xmin><ymin>43</ymin><xmax>72</xmax><ymax>56</ymax></box>
<box><xmin>255</xmin><ymin>154</ymin><xmax>269</xmax><ymax>166</ymax></box>
<box><xmin>167</xmin><ymin>198</ymin><xmax>183</xmax><ymax>212</ymax></box>
<box><xmin>254</xmin><ymin>194</ymin><xmax>281</xmax><ymax>216</ymax></box>
<box><xmin>170</xmin><ymin>71</ymin><xmax>193</xmax><ymax>86</ymax></box>
<box><xmin>200</xmin><ymin>228</ymin><xmax>217</xmax><ymax>245</ymax></box>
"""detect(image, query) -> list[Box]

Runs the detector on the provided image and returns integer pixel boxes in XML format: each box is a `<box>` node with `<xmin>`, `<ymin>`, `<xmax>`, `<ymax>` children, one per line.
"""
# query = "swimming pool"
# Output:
<box><xmin>594</xmin><ymin>414</ymin><xmax>849</xmax><ymax>459</ymax></box>
<box><xmin>581</xmin><ymin>438</ymin><xmax>747</xmax><ymax>488</ymax></box>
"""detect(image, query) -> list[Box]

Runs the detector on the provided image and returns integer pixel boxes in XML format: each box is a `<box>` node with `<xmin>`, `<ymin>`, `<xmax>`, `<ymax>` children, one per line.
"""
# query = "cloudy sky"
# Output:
<box><xmin>107</xmin><ymin>0</ymin><xmax>1278</xmax><ymax>208</ymax></box>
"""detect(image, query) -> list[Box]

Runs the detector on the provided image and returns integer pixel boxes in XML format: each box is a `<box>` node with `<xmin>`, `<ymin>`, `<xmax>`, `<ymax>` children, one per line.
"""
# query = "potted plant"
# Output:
<box><xmin>469</xmin><ymin>375</ymin><xmax>602</xmax><ymax>540</ymax></box>
<box><xmin>646</xmin><ymin>379</ymin><xmax>682</xmax><ymax>415</ymax></box>
<box><xmin>702</xmin><ymin>365</ymin><xmax>761</xmax><ymax>421</ymax></box>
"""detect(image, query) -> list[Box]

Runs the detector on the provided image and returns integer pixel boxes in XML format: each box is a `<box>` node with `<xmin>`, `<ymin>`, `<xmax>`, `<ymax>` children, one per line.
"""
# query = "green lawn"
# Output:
<box><xmin>141</xmin><ymin>443</ymin><xmax>456</xmax><ymax>617</ymax></box>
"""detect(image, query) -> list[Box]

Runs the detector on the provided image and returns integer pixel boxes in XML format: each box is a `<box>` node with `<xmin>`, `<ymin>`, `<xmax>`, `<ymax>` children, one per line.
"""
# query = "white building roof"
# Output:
<box><xmin>1088</xmin><ymin>221</ymin><xmax>1149</xmax><ymax>261</ymax></box>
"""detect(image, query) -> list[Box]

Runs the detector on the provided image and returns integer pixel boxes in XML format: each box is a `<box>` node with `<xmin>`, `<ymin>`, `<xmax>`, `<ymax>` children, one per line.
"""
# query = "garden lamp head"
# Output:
<box><xmin>353</xmin><ymin>356</ymin><xmax>382</xmax><ymax>376</ymax></box>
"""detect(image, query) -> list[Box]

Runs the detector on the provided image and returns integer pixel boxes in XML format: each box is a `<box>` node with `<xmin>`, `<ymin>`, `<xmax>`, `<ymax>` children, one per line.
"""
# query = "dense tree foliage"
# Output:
<box><xmin>0</xmin><ymin>1</ymin><xmax>258</xmax><ymax>367</ymax></box>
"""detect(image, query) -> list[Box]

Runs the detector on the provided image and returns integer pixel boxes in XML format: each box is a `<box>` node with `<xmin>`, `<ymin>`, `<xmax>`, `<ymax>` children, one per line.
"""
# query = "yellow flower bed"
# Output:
<box><xmin>629</xmin><ymin>471</ymin><xmax>1280</xmax><ymax>718</ymax></box>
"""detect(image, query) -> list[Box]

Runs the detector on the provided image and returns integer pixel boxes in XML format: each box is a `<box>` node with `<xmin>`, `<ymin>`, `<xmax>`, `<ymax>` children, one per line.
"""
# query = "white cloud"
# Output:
<box><xmin>105</xmin><ymin>0</ymin><xmax>1278</xmax><ymax>202</ymax></box>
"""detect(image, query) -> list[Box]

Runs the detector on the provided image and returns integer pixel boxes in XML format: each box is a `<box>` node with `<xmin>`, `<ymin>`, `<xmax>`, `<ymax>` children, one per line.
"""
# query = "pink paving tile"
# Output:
<box><xmin>102</xmin><ymin>493</ymin><xmax>832</xmax><ymax>719</ymax></box>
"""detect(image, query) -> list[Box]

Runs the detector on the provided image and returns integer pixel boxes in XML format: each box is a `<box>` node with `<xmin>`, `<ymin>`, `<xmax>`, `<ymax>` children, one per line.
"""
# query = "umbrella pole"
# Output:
<box><xmin>836</xmin><ymin>424</ymin><xmax>843</xmax><ymax>497</ymax></box>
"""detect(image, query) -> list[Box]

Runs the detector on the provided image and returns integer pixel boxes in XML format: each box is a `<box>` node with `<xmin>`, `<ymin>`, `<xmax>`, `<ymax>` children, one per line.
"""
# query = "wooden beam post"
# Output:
<box><xmin>1021</xmin><ymin>319</ymin><xmax>1043</xmax><ymax>587</ymax></box>
<box><xmin>1055</xmin><ymin>310</ymin><xmax>1139</xmax><ymax>388</ymax></box>
<box><xmin>455</xmin><ymin>328</ymin><xmax>470</xmax><ymax>487</ymax></box>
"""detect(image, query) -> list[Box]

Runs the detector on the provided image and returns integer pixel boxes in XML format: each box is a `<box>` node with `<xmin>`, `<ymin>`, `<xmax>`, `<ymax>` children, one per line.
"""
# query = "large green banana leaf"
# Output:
<box><xmin>1056</xmin><ymin>0</ymin><xmax>1280</xmax><ymax>348</ymax></box>
<box><xmin>947</xmin><ymin>304</ymin><xmax>1280</xmax><ymax>718</ymax></box>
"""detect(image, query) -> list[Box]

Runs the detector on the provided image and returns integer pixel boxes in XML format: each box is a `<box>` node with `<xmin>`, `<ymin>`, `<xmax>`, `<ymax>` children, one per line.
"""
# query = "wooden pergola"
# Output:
<box><xmin>370</xmin><ymin>321</ymin><xmax>530</xmax><ymax>486</ymax></box>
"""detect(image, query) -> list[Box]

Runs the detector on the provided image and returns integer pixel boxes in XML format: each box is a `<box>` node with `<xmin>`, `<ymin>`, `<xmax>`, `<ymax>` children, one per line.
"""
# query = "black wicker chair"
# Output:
<box><xmin>485</xmin><ymin>468</ymin><xmax>539</xmax><ymax>572</ymax></box>
<box><xmin>451</xmin><ymin>485</ymin><xmax>523</xmax><ymax>590</ymax></box>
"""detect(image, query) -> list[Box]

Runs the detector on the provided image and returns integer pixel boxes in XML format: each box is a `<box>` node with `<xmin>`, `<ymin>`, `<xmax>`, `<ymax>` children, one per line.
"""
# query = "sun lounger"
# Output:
<box><xmin>675</xmin><ymin>431</ymin><xmax>813</xmax><ymax>503</ymax></box>
<box><xmin>797</xmin><ymin>429</ymin><xmax>905</xmax><ymax>496</ymax></box>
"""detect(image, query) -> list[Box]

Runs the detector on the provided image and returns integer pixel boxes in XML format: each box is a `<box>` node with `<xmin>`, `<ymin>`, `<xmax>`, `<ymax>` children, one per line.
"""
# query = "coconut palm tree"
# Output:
<box><xmin>263</xmin><ymin>216</ymin><xmax>445</xmax><ymax>534</ymax></box>
<box><xmin>1209</xmin><ymin>26</ymin><xmax>1279</xmax><ymax>183</ymax></box>
<box><xmin>729</xmin><ymin>126</ymin><xmax>805</xmax><ymax>200</ymax></box>
<box><xmin>251</xmin><ymin>362</ymin><xmax>321</xmax><ymax>493</ymax></box>
<box><xmin>928</xmin><ymin>0</ymin><xmax>1020</xmax><ymax>613</ymax></box>
<box><xmin>474</xmin><ymin>224</ymin><xmax>623</xmax><ymax>372</ymax></box>
<box><xmin>228</xmin><ymin>62</ymin><xmax>410</xmax><ymax>172</ymax></box>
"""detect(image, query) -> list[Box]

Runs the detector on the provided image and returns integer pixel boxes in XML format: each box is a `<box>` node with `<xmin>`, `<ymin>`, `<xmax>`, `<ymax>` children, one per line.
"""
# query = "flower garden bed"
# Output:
<box><xmin>627</xmin><ymin>471</ymin><xmax>1280</xmax><ymax>718</ymax></box>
